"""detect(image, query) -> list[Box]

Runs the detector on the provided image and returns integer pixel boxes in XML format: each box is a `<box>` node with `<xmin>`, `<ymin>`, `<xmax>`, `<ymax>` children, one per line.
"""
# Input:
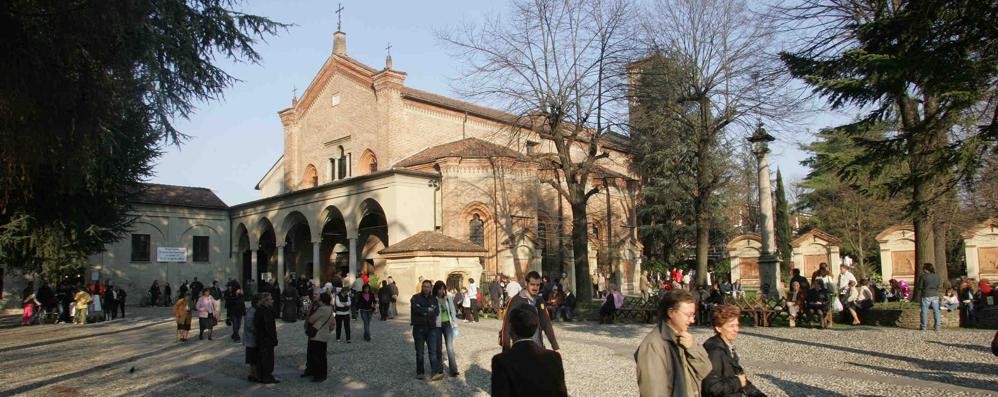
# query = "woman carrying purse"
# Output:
<box><xmin>196</xmin><ymin>289</ymin><xmax>216</xmax><ymax>340</ymax></box>
<box><xmin>303</xmin><ymin>293</ymin><xmax>334</xmax><ymax>382</ymax></box>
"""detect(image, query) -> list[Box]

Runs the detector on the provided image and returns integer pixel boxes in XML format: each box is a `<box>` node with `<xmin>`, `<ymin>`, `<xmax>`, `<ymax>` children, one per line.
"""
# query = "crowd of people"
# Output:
<box><xmin>20</xmin><ymin>279</ymin><xmax>127</xmax><ymax>326</ymax></box>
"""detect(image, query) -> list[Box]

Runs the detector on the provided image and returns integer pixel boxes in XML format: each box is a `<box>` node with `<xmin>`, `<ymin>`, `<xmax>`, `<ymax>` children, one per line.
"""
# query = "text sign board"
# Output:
<box><xmin>157</xmin><ymin>247</ymin><xmax>187</xmax><ymax>263</ymax></box>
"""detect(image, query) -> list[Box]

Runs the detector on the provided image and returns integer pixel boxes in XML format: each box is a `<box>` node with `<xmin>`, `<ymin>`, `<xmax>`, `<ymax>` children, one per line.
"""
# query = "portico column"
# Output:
<box><xmin>349</xmin><ymin>237</ymin><xmax>358</xmax><ymax>277</ymax></box>
<box><xmin>748</xmin><ymin>124</ymin><xmax>781</xmax><ymax>299</ymax></box>
<box><xmin>277</xmin><ymin>244</ymin><xmax>286</xmax><ymax>289</ymax></box>
<box><xmin>312</xmin><ymin>239</ymin><xmax>321</xmax><ymax>284</ymax></box>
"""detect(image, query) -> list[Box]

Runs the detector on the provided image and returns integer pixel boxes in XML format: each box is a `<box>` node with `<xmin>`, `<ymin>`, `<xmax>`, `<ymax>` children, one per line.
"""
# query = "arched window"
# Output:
<box><xmin>469</xmin><ymin>214</ymin><xmax>485</xmax><ymax>246</ymax></box>
<box><xmin>302</xmin><ymin>164</ymin><xmax>318</xmax><ymax>188</ymax></box>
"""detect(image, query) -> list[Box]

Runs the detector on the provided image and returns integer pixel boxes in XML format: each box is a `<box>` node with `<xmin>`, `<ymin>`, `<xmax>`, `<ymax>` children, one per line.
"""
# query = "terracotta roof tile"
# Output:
<box><xmin>133</xmin><ymin>183</ymin><xmax>227</xmax><ymax>210</ymax></box>
<box><xmin>379</xmin><ymin>231</ymin><xmax>488</xmax><ymax>256</ymax></box>
<box><xmin>395</xmin><ymin>137</ymin><xmax>533</xmax><ymax>168</ymax></box>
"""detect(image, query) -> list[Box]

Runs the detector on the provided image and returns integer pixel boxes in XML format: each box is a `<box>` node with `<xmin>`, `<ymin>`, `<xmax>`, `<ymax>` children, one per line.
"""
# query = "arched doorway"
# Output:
<box><xmin>235</xmin><ymin>223</ymin><xmax>251</xmax><ymax>285</ymax></box>
<box><xmin>257</xmin><ymin>218</ymin><xmax>277</xmax><ymax>290</ymax></box>
<box><xmin>320</xmin><ymin>206</ymin><xmax>349</xmax><ymax>283</ymax></box>
<box><xmin>357</xmin><ymin>198</ymin><xmax>388</xmax><ymax>277</ymax></box>
<box><xmin>281</xmin><ymin>211</ymin><xmax>312</xmax><ymax>288</ymax></box>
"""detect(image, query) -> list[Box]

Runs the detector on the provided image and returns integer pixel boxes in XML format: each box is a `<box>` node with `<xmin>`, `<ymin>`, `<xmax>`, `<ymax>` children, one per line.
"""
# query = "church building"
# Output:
<box><xmin>72</xmin><ymin>29</ymin><xmax>643</xmax><ymax>303</ymax></box>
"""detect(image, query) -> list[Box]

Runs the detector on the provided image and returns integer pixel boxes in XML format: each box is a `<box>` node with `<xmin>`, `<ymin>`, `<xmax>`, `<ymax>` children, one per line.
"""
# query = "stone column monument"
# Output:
<box><xmin>748</xmin><ymin>123</ymin><xmax>781</xmax><ymax>299</ymax></box>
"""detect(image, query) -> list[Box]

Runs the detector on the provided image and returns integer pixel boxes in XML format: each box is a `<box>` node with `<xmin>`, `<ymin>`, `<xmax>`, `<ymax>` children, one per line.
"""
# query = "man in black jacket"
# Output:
<box><xmin>491</xmin><ymin>304</ymin><xmax>568</xmax><ymax>397</ymax></box>
<box><xmin>702</xmin><ymin>304</ymin><xmax>766</xmax><ymax>397</ymax></box>
<box><xmin>227</xmin><ymin>287</ymin><xmax>246</xmax><ymax>342</ymax></box>
<box><xmin>254</xmin><ymin>293</ymin><xmax>279</xmax><ymax>384</ymax></box>
<box><xmin>410</xmin><ymin>279</ymin><xmax>441</xmax><ymax>380</ymax></box>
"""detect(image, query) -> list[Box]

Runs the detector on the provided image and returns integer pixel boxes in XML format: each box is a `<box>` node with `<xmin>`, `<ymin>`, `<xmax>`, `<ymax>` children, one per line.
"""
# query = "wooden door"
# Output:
<box><xmin>803</xmin><ymin>254</ymin><xmax>827</xmax><ymax>277</ymax></box>
<box><xmin>892</xmin><ymin>250</ymin><xmax>916</xmax><ymax>276</ymax></box>
<box><xmin>740</xmin><ymin>257</ymin><xmax>760</xmax><ymax>279</ymax></box>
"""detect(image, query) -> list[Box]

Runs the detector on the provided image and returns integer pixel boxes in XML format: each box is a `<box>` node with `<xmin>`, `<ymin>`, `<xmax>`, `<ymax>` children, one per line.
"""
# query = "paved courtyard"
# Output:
<box><xmin>1</xmin><ymin>306</ymin><xmax>996</xmax><ymax>396</ymax></box>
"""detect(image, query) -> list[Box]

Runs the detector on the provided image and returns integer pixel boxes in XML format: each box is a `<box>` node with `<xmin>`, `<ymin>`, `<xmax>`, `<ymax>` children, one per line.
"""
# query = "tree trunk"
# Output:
<box><xmin>933</xmin><ymin>220</ymin><xmax>948</xmax><ymax>284</ymax></box>
<box><xmin>695</xmin><ymin>204</ymin><xmax>709</xmax><ymax>286</ymax></box>
<box><xmin>571</xmin><ymin>202</ymin><xmax>593</xmax><ymax>301</ymax></box>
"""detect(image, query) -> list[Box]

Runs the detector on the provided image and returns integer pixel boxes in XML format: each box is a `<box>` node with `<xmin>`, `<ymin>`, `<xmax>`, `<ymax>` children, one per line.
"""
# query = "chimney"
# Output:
<box><xmin>333</xmin><ymin>31</ymin><xmax>347</xmax><ymax>56</ymax></box>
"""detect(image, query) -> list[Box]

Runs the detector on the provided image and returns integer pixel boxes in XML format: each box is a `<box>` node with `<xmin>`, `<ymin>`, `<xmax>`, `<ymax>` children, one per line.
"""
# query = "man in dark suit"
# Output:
<box><xmin>491</xmin><ymin>305</ymin><xmax>568</xmax><ymax>397</ymax></box>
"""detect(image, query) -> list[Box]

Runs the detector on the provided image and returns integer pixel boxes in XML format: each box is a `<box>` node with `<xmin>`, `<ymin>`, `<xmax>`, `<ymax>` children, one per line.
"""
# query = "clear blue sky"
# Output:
<box><xmin>154</xmin><ymin>0</ymin><xmax>844</xmax><ymax>205</ymax></box>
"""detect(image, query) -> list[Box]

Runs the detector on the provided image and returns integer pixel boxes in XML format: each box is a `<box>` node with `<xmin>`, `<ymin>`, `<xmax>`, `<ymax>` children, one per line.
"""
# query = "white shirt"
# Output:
<box><xmin>467</xmin><ymin>282</ymin><xmax>479</xmax><ymax>298</ymax></box>
<box><xmin>506</xmin><ymin>281</ymin><xmax>522</xmax><ymax>297</ymax></box>
<box><xmin>838</xmin><ymin>271</ymin><xmax>857</xmax><ymax>293</ymax></box>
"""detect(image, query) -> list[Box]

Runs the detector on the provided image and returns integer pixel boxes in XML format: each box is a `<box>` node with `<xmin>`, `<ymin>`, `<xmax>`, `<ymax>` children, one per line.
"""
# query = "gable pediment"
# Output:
<box><xmin>279</xmin><ymin>54</ymin><xmax>380</xmax><ymax>126</ymax></box>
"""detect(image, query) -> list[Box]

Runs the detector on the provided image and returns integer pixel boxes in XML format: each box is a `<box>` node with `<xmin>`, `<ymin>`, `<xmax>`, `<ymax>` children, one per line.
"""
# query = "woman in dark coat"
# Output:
<box><xmin>254</xmin><ymin>293</ymin><xmax>279</xmax><ymax>384</ymax></box>
<box><xmin>702</xmin><ymin>304</ymin><xmax>766</xmax><ymax>397</ymax></box>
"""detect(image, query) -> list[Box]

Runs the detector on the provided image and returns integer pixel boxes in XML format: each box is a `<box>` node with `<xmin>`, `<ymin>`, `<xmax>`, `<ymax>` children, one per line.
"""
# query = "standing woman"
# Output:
<box><xmin>303</xmin><ymin>293</ymin><xmax>334</xmax><ymax>382</ymax></box>
<box><xmin>357</xmin><ymin>284</ymin><xmax>377</xmax><ymax>341</ymax></box>
<box><xmin>196</xmin><ymin>289</ymin><xmax>217</xmax><ymax>340</ymax></box>
<box><xmin>334</xmin><ymin>286</ymin><xmax>352</xmax><ymax>343</ymax></box>
<box><xmin>701</xmin><ymin>304</ymin><xmax>766</xmax><ymax>397</ymax></box>
<box><xmin>378</xmin><ymin>281</ymin><xmax>393</xmax><ymax>321</ymax></box>
<box><xmin>173</xmin><ymin>293</ymin><xmax>192</xmax><ymax>342</ymax></box>
<box><xmin>460</xmin><ymin>287</ymin><xmax>472</xmax><ymax>323</ymax></box>
<box><xmin>434</xmin><ymin>280</ymin><xmax>460</xmax><ymax>377</ymax></box>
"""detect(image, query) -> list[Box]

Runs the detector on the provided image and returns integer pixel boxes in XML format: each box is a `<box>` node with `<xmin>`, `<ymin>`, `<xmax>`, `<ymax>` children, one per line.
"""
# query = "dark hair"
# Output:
<box><xmin>526</xmin><ymin>271</ymin><xmax>542</xmax><ymax>282</ymax></box>
<box><xmin>362</xmin><ymin>284</ymin><xmax>371</xmax><ymax>292</ymax></box>
<box><xmin>658</xmin><ymin>290</ymin><xmax>695</xmax><ymax>320</ymax></box>
<box><xmin>381</xmin><ymin>280</ymin><xmax>388</xmax><ymax>288</ymax></box>
<box><xmin>508</xmin><ymin>304</ymin><xmax>539</xmax><ymax>339</ymax></box>
<box><xmin>792</xmin><ymin>268</ymin><xmax>801</xmax><ymax>276</ymax></box>
<box><xmin>469</xmin><ymin>278</ymin><xmax>474</xmax><ymax>283</ymax></box>
<box><xmin>320</xmin><ymin>292</ymin><xmax>332</xmax><ymax>305</ymax></box>
<box><xmin>433</xmin><ymin>280</ymin><xmax>447</xmax><ymax>295</ymax></box>
<box><xmin>923</xmin><ymin>263</ymin><xmax>935</xmax><ymax>273</ymax></box>
<box><xmin>422</xmin><ymin>279</ymin><xmax>433</xmax><ymax>287</ymax></box>
<box><xmin>712</xmin><ymin>304</ymin><xmax>741</xmax><ymax>327</ymax></box>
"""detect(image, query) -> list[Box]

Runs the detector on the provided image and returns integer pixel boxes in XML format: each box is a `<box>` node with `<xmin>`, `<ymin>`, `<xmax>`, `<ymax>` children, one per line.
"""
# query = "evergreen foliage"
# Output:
<box><xmin>774</xmin><ymin>169</ymin><xmax>793</xmax><ymax>277</ymax></box>
<box><xmin>0</xmin><ymin>1</ymin><xmax>286</xmax><ymax>276</ymax></box>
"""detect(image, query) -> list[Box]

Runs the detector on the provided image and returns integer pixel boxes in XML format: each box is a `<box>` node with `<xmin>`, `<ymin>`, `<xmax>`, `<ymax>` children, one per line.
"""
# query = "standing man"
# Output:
<box><xmin>254</xmin><ymin>292</ymin><xmax>279</xmax><ymax>384</ymax></box>
<box><xmin>411</xmin><ymin>279</ymin><xmax>441</xmax><ymax>380</ymax></box>
<box><xmin>635</xmin><ymin>290</ymin><xmax>712</xmax><ymax>397</ymax></box>
<box><xmin>227</xmin><ymin>287</ymin><xmax>245</xmax><ymax>342</ymax></box>
<box><xmin>491</xmin><ymin>305</ymin><xmax>568</xmax><ymax>397</ymax></box>
<box><xmin>489</xmin><ymin>278</ymin><xmax>503</xmax><ymax>315</ymax></box>
<box><xmin>351</xmin><ymin>272</ymin><xmax>364</xmax><ymax>320</ymax></box>
<box><xmin>116</xmin><ymin>285</ymin><xmax>127</xmax><ymax>318</ymax></box>
<box><xmin>917</xmin><ymin>263</ymin><xmax>942</xmax><ymax>331</ymax></box>
<box><xmin>103</xmin><ymin>282</ymin><xmax>117</xmax><ymax>321</ymax></box>
<box><xmin>387</xmin><ymin>276</ymin><xmax>399</xmax><ymax>319</ymax></box>
<box><xmin>190</xmin><ymin>277</ymin><xmax>204</xmax><ymax>300</ymax></box>
<box><xmin>837</xmin><ymin>265</ymin><xmax>857</xmax><ymax>297</ymax></box>
<box><xmin>467</xmin><ymin>278</ymin><xmax>480</xmax><ymax>322</ymax></box>
<box><xmin>500</xmin><ymin>271</ymin><xmax>559</xmax><ymax>351</ymax></box>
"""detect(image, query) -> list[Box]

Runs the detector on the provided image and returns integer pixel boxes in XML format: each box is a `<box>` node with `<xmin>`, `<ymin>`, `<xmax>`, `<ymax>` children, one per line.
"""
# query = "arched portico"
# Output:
<box><xmin>356</xmin><ymin>198</ymin><xmax>389</xmax><ymax>277</ymax></box>
<box><xmin>320</xmin><ymin>205</ymin><xmax>349</xmax><ymax>283</ymax></box>
<box><xmin>281</xmin><ymin>211</ymin><xmax>312</xmax><ymax>288</ymax></box>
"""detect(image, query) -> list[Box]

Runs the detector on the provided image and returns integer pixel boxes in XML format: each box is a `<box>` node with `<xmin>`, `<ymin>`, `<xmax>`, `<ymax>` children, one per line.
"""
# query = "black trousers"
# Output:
<box><xmin>335</xmin><ymin>314</ymin><xmax>351</xmax><ymax>340</ymax></box>
<box><xmin>379</xmin><ymin>301</ymin><xmax>390</xmax><ymax>320</ymax></box>
<box><xmin>470</xmin><ymin>299</ymin><xmax>480</xmax><ymax>321</ymax></box>
<box><xmin>257</xmin><ymin>345</ymin><xmax>275</xmax><ymax>381</ymax></box>
<box><xmin>118</xmin><ymin>300</ymin><xmax>126</xmax><ymax>317</ymax></box>
<box><xmin>305</xmin><ymin>340</ymin><xmax>328</xmax><ymax>379</ymax></box>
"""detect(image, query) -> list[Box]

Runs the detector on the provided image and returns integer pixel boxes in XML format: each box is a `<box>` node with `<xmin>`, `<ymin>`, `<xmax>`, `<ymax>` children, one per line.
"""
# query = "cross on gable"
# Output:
<box><xmin>386</xmin><ymin>42</ymin><xmax>392</xmax><ymax>56</ymax></box>
<box><xmin>335</xmin><ymin>3</ymin><xmax>344</xmax><ymax>31</ymax></box>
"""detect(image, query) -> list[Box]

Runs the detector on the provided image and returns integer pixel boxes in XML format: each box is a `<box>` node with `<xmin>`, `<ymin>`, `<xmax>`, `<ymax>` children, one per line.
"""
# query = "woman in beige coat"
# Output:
<box><xmin>173</xmin><ymin>293</ymin><xmax>192</xmax><ymax>342</ymax></box>
<box><xmin>302</xmin><ymin>292</ymin><xmax>335</xmax><ymax>382</ymax></box>
<box><xmin>636</xmin><ymin>290</ymin><xmax>712</xmax><ymax>397</ymax></box>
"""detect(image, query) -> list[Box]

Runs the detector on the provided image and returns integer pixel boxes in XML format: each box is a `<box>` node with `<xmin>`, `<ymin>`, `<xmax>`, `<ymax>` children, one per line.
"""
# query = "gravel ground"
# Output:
<box><xmin>1</xmin><ymin>306</ymin><xmax>996</xmax><ymax>396</ymax></box>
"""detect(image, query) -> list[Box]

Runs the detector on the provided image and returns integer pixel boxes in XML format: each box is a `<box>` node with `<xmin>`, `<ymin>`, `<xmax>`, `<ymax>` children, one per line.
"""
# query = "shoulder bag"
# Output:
<box><xmin>306</xmin><ymin>311</ymin><xmax>332</xmax><ymax>338</ymax></box>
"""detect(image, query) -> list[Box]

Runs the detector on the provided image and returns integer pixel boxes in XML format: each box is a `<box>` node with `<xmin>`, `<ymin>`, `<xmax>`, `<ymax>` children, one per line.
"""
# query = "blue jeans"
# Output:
<box><xmin>413</xmin><ymin>325</ymin><xmax>442</xmax><ymax>375</ymax></box>
<box><xmin>921</xmin><ymin>296</ymin><xmax>941</xmax><ymax>330</ymax></box>
<box><xmin>439</xmin><ymin>323</ymin><xmax>458</xmax><ymax>375</ymax></box>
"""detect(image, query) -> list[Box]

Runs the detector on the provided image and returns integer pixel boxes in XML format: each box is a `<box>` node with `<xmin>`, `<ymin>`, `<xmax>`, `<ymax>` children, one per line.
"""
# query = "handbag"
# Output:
<box><xmin>306</xmin><ymin>312</ymin><xmax>332</xmax><ymax>338</ymax></box>
<box><xmin>208</xmin><ymin>313</ymin><xmax>217</xmax><ymax>327</ymax></box>
<box><xmin>831</xmin><ymin>298</ymin><xmax>844</xmax><ymax>313</ymax></box>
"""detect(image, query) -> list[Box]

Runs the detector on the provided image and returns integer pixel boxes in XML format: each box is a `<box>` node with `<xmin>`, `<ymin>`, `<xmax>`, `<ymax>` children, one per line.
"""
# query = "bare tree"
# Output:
<box><xmin>440</xmin><ymin>0</ymin><xmax>636</xmax><ymax>299</ymax></box>
<box><xmin>636</xmin><ymin>0</ymin><xmax>800</xmax><ymax>285</ymax></box>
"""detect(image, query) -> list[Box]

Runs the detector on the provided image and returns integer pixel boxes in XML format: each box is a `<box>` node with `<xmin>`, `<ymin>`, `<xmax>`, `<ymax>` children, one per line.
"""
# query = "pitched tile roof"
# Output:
<box><xmin>379</xmin><ymin>231</ymin><xmax>488</xmax><ymax>256</ymax></box>
<box><xmin>394</xmin><ymin>137</ymin><xmax>534</xmax><ymax>168</ymax></box>
<box><xmin>531</xmin><ymin>153</ymin><xmax>634</xmax><ymax>180</ymax></box>
<box><xmin>791</xmin><ymin>228</ymin><xmax>842</xmax><ymax>247</ymax></box>
<box><xmin>133</xmin><ymin>183</ymin><xmax>228</xmax><ymax>210</ymax></box>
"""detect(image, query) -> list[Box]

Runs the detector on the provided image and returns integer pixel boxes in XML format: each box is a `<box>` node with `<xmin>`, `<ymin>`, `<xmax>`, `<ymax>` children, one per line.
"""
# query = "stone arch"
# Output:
<box><xmin>234</xmin><ymin>223</ymin><xmax>252</xmax><ymax>284</ymax></box>
<box><xmin>302</xmin><ymin>163</ymin><xmax>318</xmax><ymax>188</ymax></box>
<box><xmin>319</xmin><ymin>205</ymin><xmax>349</xmax><ymax>283</ymax></box>
<box><xmin>132</xmin><ymin>221</ymin><xmax>166</xmax><ymax>241</ymax></box>
<box><xmin>256</xmin><ymin>217</ymin><xmax>278</xmax><ymax>283</ymax></box>
<box><xmin>357</xmin><ymin>149</ymin><xmax>378</xmax><ymax>176</ymax></box>
<box><xmin>361</xmin><ymin>234</ymin><xmax>387</xmax><ymax>278</ymax></box>
<box><xmin>280</xmin><ymin>211</ymin><xmax>313</xmax><ymax>279</ymax></box>
<box><xmin>462</xmin><ymin>202</ymin><xmax>496</xmax><ymax>274</ymax></box>
<box><xmin>357</xmin><ymin>198</ymin><xmax>389</xmax><ymax>247</ymax></box>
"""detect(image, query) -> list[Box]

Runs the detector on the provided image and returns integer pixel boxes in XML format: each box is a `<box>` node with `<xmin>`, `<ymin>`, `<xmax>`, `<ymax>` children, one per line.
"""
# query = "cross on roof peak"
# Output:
<box><xmin>335</xmin><ymin>3</ymin><xmax>344</xmax><ymax>31</ymax></box>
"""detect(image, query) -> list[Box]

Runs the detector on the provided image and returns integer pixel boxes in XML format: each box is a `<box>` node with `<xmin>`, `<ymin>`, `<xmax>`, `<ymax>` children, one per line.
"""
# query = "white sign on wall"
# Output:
<box><xmin>157</xmin><ymin>247</ymin><xmax>187</xmax><ymax>263</ymax></box>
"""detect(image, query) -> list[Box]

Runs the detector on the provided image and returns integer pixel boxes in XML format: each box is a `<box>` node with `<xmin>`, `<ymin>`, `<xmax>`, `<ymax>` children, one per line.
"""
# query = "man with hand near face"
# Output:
<box><xmin>500</xmin><ymin>271</ymin><xmax>559</xmax><ymax>351</ymax></box>
<box><xmin>635</xmin><ymin>290</ymin><xmax>712</xmax><ymax>397</ymax></box>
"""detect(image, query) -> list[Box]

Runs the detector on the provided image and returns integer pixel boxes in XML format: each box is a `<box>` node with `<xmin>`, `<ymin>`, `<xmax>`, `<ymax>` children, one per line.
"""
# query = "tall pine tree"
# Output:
<box><xmin>774</xmin><ymin>169</ymin><xmax>793</xmax><ymax>279</ymax></box>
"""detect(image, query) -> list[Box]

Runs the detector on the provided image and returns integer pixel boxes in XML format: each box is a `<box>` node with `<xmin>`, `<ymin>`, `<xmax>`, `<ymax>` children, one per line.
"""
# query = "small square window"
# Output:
<box><xmin>331</xmin><ymin>94</ymin><xmax>341</xmax><ymax>107</ymax></box>
<box><xmin>131</xmin><ymin>234</ymin><xmax>151</xmax><ymax>262</ymax></box>
<box><xmin>193</xmin><ymin>236</ymin><xmax>210</xmax><ymax>262</ymax></box>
